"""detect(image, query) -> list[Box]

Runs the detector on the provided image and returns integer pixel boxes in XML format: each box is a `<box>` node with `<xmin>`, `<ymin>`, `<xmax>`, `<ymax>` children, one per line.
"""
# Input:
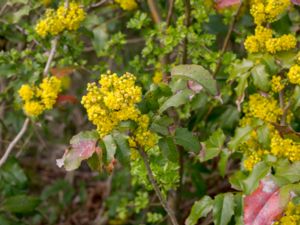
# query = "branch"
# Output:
<box><xmin>213</xmin><ymin>2</ymin><xmax>243</xmax><ymax>77</ymax></box>
<box><xmin>0</xmin><ymin>118</ymin><xmax>30</xmax><ymax>167</ymax></box>
<box><xmin>181</xmin><ymin>0</ymin><xmax>191</xmax><ymax>64</ymax></box>
<box><xmin>138</xmin><ymin>148</ymin><xmax>179</xmax><ymax>225</ymax></box>
<box><xmin>43</xmin><ymin>36</ymin><xmax>59</xmax><ymax>76</ymax></box>
<box><xmin>166</xmin><ymin>0</ymin><xmax>175</xmax><ymax>26</ymax></box>
<box><xmin>147</xmin><ymin>0</ymin><xmax>162</xmax><ymax>24</ymax></box>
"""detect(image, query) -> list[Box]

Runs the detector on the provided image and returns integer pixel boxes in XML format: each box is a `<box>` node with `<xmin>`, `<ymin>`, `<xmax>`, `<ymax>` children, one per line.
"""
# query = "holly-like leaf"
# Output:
<box><xmin>200</xmin><ymin>129</ymin><xmax>226</xmax><ymax>162</ymax></box>
<box><xmin>213</xmin><ymin>193</ymin><xmax>235</xmax><ymax>225</ymax></box>
<box><xmin>56</xmin><ymin>130</ymin><xmax>99</xmax><ymax>171</ymax></box>
<box><xmin>275</xmin><ymin>161</ymin><xmax>300</xmax><ymax>183</ymax></box>
<box><xmin>251</xmin><ymin>64</ymin><xmax>270</xmax><ymax>92</ymax></box>
<box><xmin>174</xmin><ymin>128</ymin><xmax>200</xmax><ymax>152</ymax></box>
<box><xmin>158</xmin><ymin>89</ymin><xmax>193</xmax><ymax>113</ymax></box>
<box><xmin>158</xmin><ymin>137</ymin><xmax>178</xmax><ymax>162</ymax></box>
<box><xmin>185</xmin><ymin>196</ymin><xmax>214</xmax><ymax>225</ymax></box>
<box><xmin>244</xmin><ymin>178</ymin><xmax>289</xmax><ymax>225</ymax></box>
<box><xmin>171</xmin><ymin>64</ymin><xmax>218</xmax><ymax>95</ymax></box>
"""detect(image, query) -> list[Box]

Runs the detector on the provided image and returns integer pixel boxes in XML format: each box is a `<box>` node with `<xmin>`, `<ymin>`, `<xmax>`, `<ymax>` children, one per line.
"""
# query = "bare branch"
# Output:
<box><xmin>0</xmin><ymin>118</ymin><xmax>30</xmax><ymax>167</ymax></box>
<box><xmin>43</xmin><ymin>36</ymin><xmax>59</xmax><ymax>76</ymax></box>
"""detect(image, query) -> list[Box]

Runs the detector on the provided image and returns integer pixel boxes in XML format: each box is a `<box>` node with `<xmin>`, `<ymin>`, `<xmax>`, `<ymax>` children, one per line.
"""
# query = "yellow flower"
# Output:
<box><xmin>274</xmin><ymin>202</ymin><xmax>300</xmax><ymax>225</ymax></box>
<box><xmin>152</xmin><ymin>71</ymin><xmax>163</xmax><ymax>84</ymax></box>
<box><xmin>271</xmin><ymin>75</ymin><xmax>285</xmax><ymax>93</ymax></box>
<box><xmin>39</xmin><ymin>76</ymin><xmax>62</xmax><ymax>109</ymax></box>
<box><xmin>115</xmin><ymin>0</ymin><xmax>137</xmax><ymax>10</ymax></box>
<box><xmin>265</xmin><ymin>0</ymin><xmax>291</xmax><ymax>22</ymax></box>
<box><xmin>243</xmin><ymin>94</ymin><xmax>282</xmax><ymax>123</ymax></box>
<box><xmin>35</xmin><ymin>2</ymin><xmax>85</xmax><ymax>38</ymax></box>
<box><xmin>266</xmin><ymin>34</ymin><xmax>297</xmax><ymax>54</ymax></box>
<box><xmin>270</xmin><ymin>131</ymin><xmax>300</xmax><ymax>162</ymax></box>
<box><xmin>23</xmin><ymin>101</ymin><xmax>44</xmax><ymax>117</ymax></box>
<box><xmin>244</xmin><ymin>26</ymin><xmax>272</xmax><ymax>53</ymax></box>
<box><xmin>18</xmin><ymin>84</ymin><xmax>34</xmax><ymax>101</ymax></box>
<box><xmin>250</xmin><ymin>2</ymin><xmax>266</xmax><ymax>25</ymax></box>
<box><xmin>244</xmin><ymin>150</ymin><xmax>264</xmax><ymax>171</ymax></box>
<box><xmin>82</xmin><ymin>71</ymin><xmax>157</xmax><ymax>148</ymax></box>
<box><xmin>288</xmin><ymin>64</ymin><xmax>300</xmax><ymax>85</ymax></box>
<box><xmin>18</xmin><ymin>76</ymin><xmax>62</xmax><ymax>117</ymax></box>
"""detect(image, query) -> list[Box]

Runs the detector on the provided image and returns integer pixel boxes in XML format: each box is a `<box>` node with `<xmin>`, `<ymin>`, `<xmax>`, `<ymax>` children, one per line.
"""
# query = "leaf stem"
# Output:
<box><xmin>137</xmin><ymin>148</ymin><xmax>179</xmax><ymax>225</ymax></box>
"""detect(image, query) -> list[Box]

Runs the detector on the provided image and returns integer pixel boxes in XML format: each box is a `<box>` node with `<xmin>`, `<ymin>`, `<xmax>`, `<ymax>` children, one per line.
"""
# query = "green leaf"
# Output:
<box><xmin>228</xmin><ymin>125</ymin><xmax>253</xmax><ymax>151</ymax></box>
<box><xmin>235</xmin><ymin>72</ymin><xmax>250</xmax><ymax>97</ymax></box>
<box><xmin>158</xmin><ymin>137</ymin><xmax>178</xmax><ymax>162</ymax></box>
<box><xmin>275</xmin><ymin>161</ymin><xmax>300</xmax><ymax>183</ymax></box>
<box><xmin>113</xmin><ymin>133</ymin><xmax>130</xmax><ymax>165</ymax></box>
<box><xmin>251</xmin><ymin>64</ymin><xmax>270</xmax><ymax>92</ymax></box>
<box><xmin>2</xmin><ymin>195</ymin><xmax>40</xmax><ymax>214</ymax></box>
<box><xmin>213</xmin><ymin>193</ymin><xmax>235</xmax><ymax>225</ymax></box>
<box><xmin>185</xmin><ymin>196</ymin><xmax>214</xmax><ymax>225</ymax></box>
<box><xmin>103</xmin><ymin>134</ymin><xmax>117</xmax><ymax>163</ymax></box>
<box><xmin>159</xmin><ymin>89</ymin><xmax>193</xmax><ymax>113</ymax></box>
<box><xmin>218</xmin><ymin>149</ymin><xmax>230</xmax><ymax>177</ymax></box>
<box><xmin>174</xmin><ymin>128</ymin><xmax>200</xmax><ymax>152</ymax></box>
<box><xmin>171</xmin><ymin>64</ymin><xmax>217</xmax><ymax>95</ymax></box>
<box><xmin>200</xmin><ymin>129</ymin><xmax>226</xmax><ymax>162</ymax></box>
<box><xmin>242</xmin><ymin>162</ymin><xmax>270</xmax><ymax>194</ymax></box>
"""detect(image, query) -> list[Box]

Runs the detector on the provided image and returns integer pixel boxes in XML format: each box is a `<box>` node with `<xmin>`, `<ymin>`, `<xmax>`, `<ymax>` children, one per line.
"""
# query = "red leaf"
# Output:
<box><xmin>292</xmin><ymin>0</ymin><xmax>300</xmax><ymax>5</ymax></box>
<box><xmin>244</xmin><ymin>178</ymin><xmax>289</xmax><ymax>225</ymax></box>
<box><xmin>56</xmin><ymin>131</ymin><xmax>99</xmax><ymax>171</ymax></box>
<box><xmin>215</xmin><ymin>0</ymin><xmax>240</xmax><ymax>9</ymax></box>
<box><xmin>56</xmin><ymin>95</ymin><xmax>78</xmax><ymax>105</ymax></box>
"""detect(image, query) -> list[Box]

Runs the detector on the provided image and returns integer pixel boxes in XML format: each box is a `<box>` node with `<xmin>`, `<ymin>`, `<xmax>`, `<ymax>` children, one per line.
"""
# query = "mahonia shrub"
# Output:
<box><xmin>3</xmin><ymin>0</ymin><xmax>300</xmax><ymax>225</ymax></box>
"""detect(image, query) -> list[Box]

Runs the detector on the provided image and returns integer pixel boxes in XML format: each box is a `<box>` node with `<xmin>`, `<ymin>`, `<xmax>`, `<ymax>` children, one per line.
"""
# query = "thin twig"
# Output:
<box><xmin>88</xmin><ymin>0</ymin><xmax>108</xmax><ymax>10</ymax></box>
<box><xmin>0</xmin><ymin>118</ymin><xmax>30</xmax><ymax>167</ymax></box>
<box><xmin>138</xmin><ymin>148</ymin><xmax>179</xmax><ymax>225</ymax></box>
<box><xmin>147</xmin><ymin>0</ymin><xmax>162</xmax><ymax>24</ymax></box>
<box><xmin>213</xmin><ymin>2</ymin><xmax>243</xmax><ymax>77</ymax></box>
<box><xmin>43</xmin><ymin>36</ymin><xmax>59</xmax><ymax>76</ymax></box>
<box><xmin>181</xmin><ymin>0</ymin><xmax>191</xmax><ymax>64</ymax></box>
<box><xmin>166</xmin><ymin>0</ymin><xmax>175</xmax><ymax>26</ymax></box>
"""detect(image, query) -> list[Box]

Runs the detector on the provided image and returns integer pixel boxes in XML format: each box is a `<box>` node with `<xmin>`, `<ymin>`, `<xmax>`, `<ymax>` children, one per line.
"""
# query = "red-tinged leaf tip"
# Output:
<box><xmin>215</xmin><ymin>0</ymin><xmax>240</xmax><ymax>10</ymax></box>
<box><xmin>50</xmin><ymin>67</ymin><xmax>74</xmax><ymax>78</ymax></box>
<box><xmin>244</xmin><ymin>178</ymin><xmax>291</xmax><ymax>225</ymax></box>
<box><xmin>56</xmin><ymin>95</ymin><xmax>78</xmax><ymax>105</ymax></box>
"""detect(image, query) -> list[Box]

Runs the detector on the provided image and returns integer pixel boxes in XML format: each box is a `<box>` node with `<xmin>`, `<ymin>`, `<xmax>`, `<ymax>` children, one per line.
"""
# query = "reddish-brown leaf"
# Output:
<box><xmin>244</xmin><ymin>178</ymin><xmax>288</xmax><ymax>225</ymax></box>
<box><xmin>56</xmin><ymin>94</ymin><xmax>78</xmax><ymax>105</ymax></box>
<box><xmin>292</xmin><ymin>0</ymin><xmax>300</xmax><ymax>5</ymax></box>
<box><xmin>215</xmin><ymin>0</ymin><xmax>240</xmax><ymax>9</ymax></box>
<box><xmin>51</xmin><ymin>67</ymin><xmax>74</xmax><ymax>78</ymax></box>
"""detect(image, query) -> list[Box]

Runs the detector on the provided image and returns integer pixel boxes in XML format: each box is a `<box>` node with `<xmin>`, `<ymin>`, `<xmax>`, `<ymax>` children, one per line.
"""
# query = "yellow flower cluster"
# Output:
<box><xmin>152</xmin><ymin>71</ymin><xmax>163</xmax><ymax>84</ymax></box>
<box><xmin>250</xmin><ymin>0</ymin><xmax>291</xmax><ymax>25</ymax></box>
<box><xmin>244</xmin><ymin>27</ymin><xmax>296</xmax><ymax>54</ymax></box>
<box><xmin>244</xmin><ymin>150</ymin><xmax>265</xmax><ymax>171</ymax></box>
<box><xmin>244</xmin><ymin>26</ymin><xmax>272</xmax><ymax>53</ymax></box>
<box><xmin>288</xmin><ymin>65</ymin><xmax>300</xmax><ymax>85</ymax></box>
<box><xmin>18</xmin><ymin>76</ymin><xmax>62</xmax><ymax>117</ymax></box>
<box><xmin>245</xmin><ymin>0</ymin><xmax>296</xmax><ymax>54</ymax></box>
<box><xmin>81</xmin><ymin>72</ymin><xmax>157</xmax><ymax>149</ymax></box>
<box><xmin>274</xmin><ymin>202</ymin><xmax>300</xmax><ymax>225</ymax></box>
<box><xmin>35</xmin><ymin>2</ymin><xmax>85</xmax><ymax>38</ymax></box>
<box><xmin>266</xmin><ymin>35</ymin><xmax>297</xmax><ymax>54</ymax></box>
<box><xmin>270</xmin><ymin>131</ymin><xmax>300</xmax><ymax>162</ymax></box>
<box><xmin>271</xmin><ymin>76</ymin><xmax>285</xmax><ymax>93</ymax></box>
<box><xmin>242</xmin><ymin>94</ymin><xmax>282</xmax><ymax>123</ymax></box>
<box><xmin>115</xmin><ymin>0</ymin><xmax>137</xmax><ymax>11</ymax></box>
